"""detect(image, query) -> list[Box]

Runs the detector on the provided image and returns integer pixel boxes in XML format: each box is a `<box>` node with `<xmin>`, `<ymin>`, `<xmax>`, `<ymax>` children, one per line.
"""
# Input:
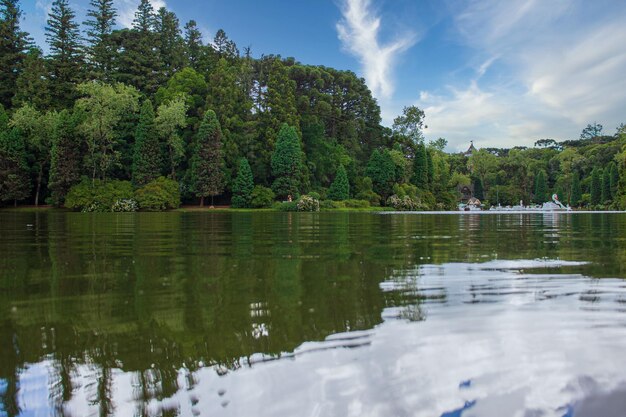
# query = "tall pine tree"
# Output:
<box><xmin>570</xmin><ymin>171</ymin><xmax>582</xmax><ymax>207</ymax></box>
<box><xmin>271</xmin><ymin>123</ymin><xmax>303</xmax><ymax>199</ymax></box>
<box><xmin>0</xmin><ymin>0</ymin><xmax>31</xmax><ymax>107</ymax></box>
<box><xmin>231</xmin><ymin>157</ymin><xmax>254</xmax><ymax>208</ymax></box>
<box><xmin>190</xmin><ymin>110</ymin><xmax>224</xmax><ymax>206</ymax></box>
<box><xmin>328</xmin><ymin>164</ymin><xmax>350</xmax><ymax>201</ymax></box>
<box><xmin>184</xmin><ymin>20</ymin><xmax>203</xmax><ymax>69</ymax></box>
<box><xmin>13</xmin><ymin>47</ymin><xmax>50</xmax><ymax>109</ymax></box>
<box><xmin>0</xmin><ymin>127</ymin><xmax>31</xmax><ymax>206</ymax></box>
<box><xmin>366</xmin><ymin>149</ymin><xmax>395</xmax><ymax>200</ymax></box>
<box><xmin>84</xmin><ymin>0</ymin><xmax>117</xmax><ymax>81</ymax></box>
<box><xmin>412</xmin><ymin>143</ymin><xmax>428</xmax><ymax>189</ymax></box>
<box><xmin>132</xmin><ymin>100</ymin><xmax>162</xmax><ymax>186</ymax></box>
<box><xmin>49</xmin><ymin>110</ymin><xmax>82</xmax><ymax>206</ymax></box>
<box><xmin>46</xmin><ymin>0</ymin><xmax>83</xmax><ymax>108</ymax></box>
<box><xmin>533</xmin><ymin>170</ymin><xmax>547</xmax><ymax>203</ymax></box>
<box><xmin>590</xmin><ymin>168</ymin><xmax>602</xmax><ymax>205</ymax></box>
<box><xmin>608</xmin><ymin>162</ymin><xmax>619</xmax><ymax>199</ymax></box>
<box><xmin>601</xmin><ymin>167</ymin><xmax>611</xmax><ymax>204</ymax></box>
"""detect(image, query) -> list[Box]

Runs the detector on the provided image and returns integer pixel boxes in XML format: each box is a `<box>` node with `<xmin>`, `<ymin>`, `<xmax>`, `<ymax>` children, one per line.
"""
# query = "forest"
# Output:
<box><xmin>1</xmin><ymin>0</ymin><xmax>626</xmax><ymax>211</ymax></box>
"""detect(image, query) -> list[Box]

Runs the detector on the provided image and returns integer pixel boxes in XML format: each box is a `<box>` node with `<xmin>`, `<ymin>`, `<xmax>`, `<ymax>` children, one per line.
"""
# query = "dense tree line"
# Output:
<box><xmin>0</xmin><ymin>0</ymin><xmax>625</xmax><ymax>210</ymax></box>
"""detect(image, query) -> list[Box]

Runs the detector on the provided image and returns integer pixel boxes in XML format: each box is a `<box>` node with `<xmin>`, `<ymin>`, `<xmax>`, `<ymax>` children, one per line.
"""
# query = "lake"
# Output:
<box><xmin>1</xmin><ymin>211</ymin><xmax>626</xmax><ymax>417</ymax></box>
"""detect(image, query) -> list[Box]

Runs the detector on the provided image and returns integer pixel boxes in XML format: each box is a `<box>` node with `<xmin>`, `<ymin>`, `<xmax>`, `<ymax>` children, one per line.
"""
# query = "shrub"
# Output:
<box><xmin>387</xmin><ymin>194</ymin><xmax>424</xmax><ymax>211</ymax></box>
<box><xmin>296</xmin><ymin>195</ymin><xmax>320</xmax><ymax>212</ymax></box>
<box><xmin>276</xmin><ymin>201</ymin><xmax>298</xmax><ymax>211</ymax></box>
<box><xmin>319</xmin><ymin>200</ymin><xmax>338</xmax><ymax>209</ymax></box>
<box><xmin>250</xmin><ymin>185</ymin><xmax>275</xmax><ymax>208</ymax></box>
<box><xmin>231</xmin><ymin>158</ymin><xmax>254</xmax><ymax>208</ymax></box>
<box><xmin>134</xmin><ymin>177</ymin><xmax>181</xmax><ymax>211</ymax></box>
<box><xmin>355</xmin><ymin>177</ymin><xmax>381</xmax><ymax>206</ymax></box>
<box><xmin>308</xmin><ymin>191</ymin><xmax>321</xmax><ymax>201</ymax></box>
<box><xmin>111</xmin><ymin>199</ymin><xmax>139</xmax><ymax>212</ymax></box>
<box><xmin>65</xmin><ymin>178</ymin><xmax>134</xmax><ymax>211</ymax></box>
<box><xmin>327</xmin><ymin>165</ymin><xmax>350</xmax><ymax>201</ymax></box>
<box><xmin>343</xmin><ymin>199</ymin><xmax>370</xmax><ymax>208</ymax></box>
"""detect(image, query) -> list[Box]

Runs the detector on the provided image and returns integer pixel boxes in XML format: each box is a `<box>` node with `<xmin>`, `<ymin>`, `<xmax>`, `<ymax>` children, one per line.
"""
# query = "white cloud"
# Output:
<box><xmin>117</xmin><ymin>0</ymin><xmax>167</xmax><ymax>28</ymax></box>
<box><xmin>336</xmin><ymin>0</ymin><xmax>417</xmax><ymax>100</ymax></box>
<box><xmin>415</xmin><ymin>0</ymin><xmax>626</xmax><ymax>148</ymax></box>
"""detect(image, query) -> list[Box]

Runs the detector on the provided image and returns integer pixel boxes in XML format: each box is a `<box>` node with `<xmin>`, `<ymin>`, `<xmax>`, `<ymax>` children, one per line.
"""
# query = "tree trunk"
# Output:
<box><xmin>200</xmin><ymin>196</ymin><xmax>204</xmax><ymax>207</ymax></box>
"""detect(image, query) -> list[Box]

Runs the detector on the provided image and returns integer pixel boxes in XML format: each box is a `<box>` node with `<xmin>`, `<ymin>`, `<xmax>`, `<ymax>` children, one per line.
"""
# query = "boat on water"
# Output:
<box><xmin>489</xmin><ymin>194</ymin><xmax>572</xmax><ymax>212</ymax></box>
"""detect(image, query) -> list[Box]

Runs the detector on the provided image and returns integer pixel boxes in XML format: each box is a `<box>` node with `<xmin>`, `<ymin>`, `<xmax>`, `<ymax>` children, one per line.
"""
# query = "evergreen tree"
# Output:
<box><xmin>132</xmin><ymin>0</ymin><xmax>155</xmax><ymax>32</ymax></box>
<box><xmin>84</xmin><ymin>0</ymin><xmax>117</xmax><ymax>80</ymax></box>
<box><xmin>49</xmin><ymin>110</ymin><xmax>82</xmax><ymax>206</ymax></box>
<box><xmin>155</xmin><ymin>8</ymin><xmax>185</xmax><ymax>80</ymax></box>
<box><xmin>231</xmin><ymin>157</ymin><xmax>254</xmax><ymax>208</ymax></box>
<box><xmin>271</xmin><ymin>123</ymin><xmax>303</xmax><ymax>199</ymax></box>
<box><xmin>590</xmin><ymin>168</ymin><xmax>602</xmax><ymax>205</ymax></box>
<box><xmin>426</xmin><ymin>148</ymin><xmax>434</xmax><ymax>189</ymax></box>
<box><xmin>412</xmin><ymin>143</ymin><xmax>428</xmax><ymax>189</ymax></box>
<box><xmin>13</xmin><ymin>47</ymin><xmax>50</xmax><ymax>109</ymax></box>
<box><xmin>533</xmin><ymin>170</ymin><xmax>547</xmax><ymax>203</ymax></box>
<box><xmin>473</xmin><ymin>177</ymin><xmax>484</xmax><ymax>201</ymax></box>
<box><xmin>366</xmin><ymin>149</ymin><xmax>395</xmax><ymax>200</ymax></box>
<box><xmin>601</xmin><ymin>167</ymin><xmax>611</xmax><ymax>203</ymax></box>
<box><xmin>184</xmin><ymin>20</ymin><xmax>203</xmax><ymax>68</ymax></box>
<box><xmin>327</xmin><ymin>164</ymin><xmax>350</xmax><ymax>201</ymax></box>
<box><xmin>609</xmin><ymin>162</ymin><xmax>619</xmax><ymax>199</ymax></box>
<box><xmin>556</xmin><ymin>185</ymin><xmax>566</xmax><ymax>205</ymax></box>
<box><xmin>0</xmin><ymin>0</ymin><xmax>31</xmax><ymax>107</ymax></box>
<box><xmin>213</xmin><ymin>29</ymin><xmax>239</xmax><ymax>59</ymax></box>
<box><xmin>132</xmin><ymin>100</ymin><xmax>161</xmax><ymax>187</ymax></box>
<box><xmin>46</xmin><ymin>0</ymin><xmax>83</xmax><ymax>108</ymax></box>
<box><xmin>190</xmin><ymin>109</ymin><xmax>224</xmax><ymax>206</ymax></box>
<box><xmin>0</xmin><ymin>127</ymin><xmax>31</xmax><ymax>205</ymax></box>
<box><xmin>570</xmin><ymin>171</ymin><xmax>582</xmax><ymax>207</ymax></box>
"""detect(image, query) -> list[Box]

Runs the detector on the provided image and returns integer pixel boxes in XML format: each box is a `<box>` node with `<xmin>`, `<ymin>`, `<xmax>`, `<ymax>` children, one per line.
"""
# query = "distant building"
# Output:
<box><xmin>464</xmin><ymin>141</ymin><xmax>477</xmax><ymax>157</ymax></box>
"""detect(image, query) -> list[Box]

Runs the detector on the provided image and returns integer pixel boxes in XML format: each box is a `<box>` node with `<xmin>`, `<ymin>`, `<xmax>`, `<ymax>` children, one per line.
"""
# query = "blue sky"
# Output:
<box><xmin>21</xmin><ymin>0</ymin><xmax>626</xmax><ymax>151</ymax></box>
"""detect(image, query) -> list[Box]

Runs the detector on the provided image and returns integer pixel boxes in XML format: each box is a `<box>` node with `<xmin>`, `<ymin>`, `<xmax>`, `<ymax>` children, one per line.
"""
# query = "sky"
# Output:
<box><xmin>20</xmin><ymin>0</ymin><xmax>626</xmax><ymax>151</ymax></box>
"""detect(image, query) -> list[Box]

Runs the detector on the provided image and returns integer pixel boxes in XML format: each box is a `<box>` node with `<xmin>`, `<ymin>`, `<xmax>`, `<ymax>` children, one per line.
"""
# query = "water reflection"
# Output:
<box><xmin>0</xmin><ymin>212</ymin><xmax>626</xmax><ymax>416</ymax></box>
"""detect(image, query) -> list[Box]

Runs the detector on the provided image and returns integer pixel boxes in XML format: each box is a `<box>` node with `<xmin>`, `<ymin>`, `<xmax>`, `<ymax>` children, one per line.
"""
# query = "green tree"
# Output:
<box><xmin>271</xmin><ymin>123</ymin><xmax>303</xmax><ymax>199</ymax></box>
<box><xmin>231</xmin><ymin>157</ymin><xmax>254</xmax><ymax>208</ymax></box>
<box><xmin>0</xmin><ymin>0</ymin><xmax>31</xmax><ymax>107</ymax></box>
<box><xmin>608</xmin><ymin>161</ymin><xmax>619</xmax><ymax>199</ymax></box>
<box><xmin>190</xmin><ymin>109</ymin><xmax>224</xmax><ymax>206</ymax></box>
<box><xmin>132</xmin><ymin>100</ymin><xmax>162</xmax><ymax>187</ymax></box>
<box><xmin>533</xmin><ymin>170</ymin><xmax>547</xmax><ymax>203</ymax></box>
<box><xmin>12</xmin><ymin>47</ymin><xmax>49</xmax><ymax>109</ymax></box>
<box><xmin>327</xmin><ymin>164</ymin><xmax>349</xmax><ymax>201</ymax></box>
<box><xmin>84</xmin><ymin>0</ymin><xmax>117</xmax><ymax>80</ymax></box>
<box><xmin>366</xmin><ymin>149</ymin><xmax>395</xmax><ymax>200</ymax></box>
<box><xmin>49</xmin><ymin>110</ymin><xmax>83</xmax><ymax>206</ymax></box>
<box><xmin>412</xmin><ymin>143</ymin><xmax>428</xmax><ymax>189</ymax></box>
<box><xmin>601</xmin><ymin>167</ymin><xmax>612</xmax><ymax>203</ymax></box>
<box><xmin>570</xmin><ymin>171</ymin><xmax>582</xmax><ymax>207</ymax></box>
<box><xmin>426</xmin><ymin>148</ymin><xmax>434</xmax><ymax>190</ymax></box>
<box><xmin>46</xmin><ymin>0</ymin><xmax>83</xmax><ymax>108</ymax></box>
<box><xmin>392</xmin><ymin>105</ymin><xmax>425</xmax><ymax>144</ymax></box>
<box><xmin>155</xmin><ymin>97</ymin><xmax>188</xmax><ymax>179</ymax></box>
<box><xmin>0</xmin><ymin>127</ymin><xmax>30</xmax><ymax>205</ymax></box>
<box><xmin>473</xmin><ymin>177</ymin><xmax>484</xmax><ymax>201</ymax></box>
<box><xmin>75</xmin><ymin>82</ymin><xmax>140</xmax><ymax>181</ymax></box>
<box><xmin>155</xmin><ymin>7</ymin><xmax>185</xmax><ymax>80</ymax></box>
<box><xmin>590</xmin><ymin>168</ymin><xmax>602</xmax><ymax>205</ymax></box>
<box><xmin>183</xmin><ymin>20</ymin><xmax>203</xmax><ymax>69</ymax></box>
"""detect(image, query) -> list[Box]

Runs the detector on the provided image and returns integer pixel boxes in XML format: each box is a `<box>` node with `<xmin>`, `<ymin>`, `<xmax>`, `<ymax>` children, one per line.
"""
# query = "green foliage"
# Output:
<box><xmin>355</xmin><ymin>176</ymin><xmax>381</xmax><ymax>206</ymax></box>
<box><xmin>111</xmin><ymin>199</ymin><xmax>138</xmax><ymax>212</ymax></box>
<box><xmin>570</xmin><ymin>172</ymin><xmax>582</xmax><ymax>207</ymax></box>
<box><xmin>132</xmin><ymin>99</ymin><xmax>162</xmax><ymax>186</ymax></box>
<box><xmin>13</xmin><ymin>48</ymin><xmax>50</xmax><ymax>109</ymax></box>
<box><xmin>412</xmin><ymin>144</ymin><xmax>428</xmax><ymax>189</ymax></box>
<box><xmin>231</xmin><ymin>157</ymin><xmax>254</xmax><ymax>208</ymax></box>
<box><xmin>608</xmin><ymin>162</ymin><xmax>618</xmax><ymax>199</ymax></box>
<box><xmin>155</xmin><ymin>96</ymin><xmax>188</xmax><ymax>178</ymax></box>
<box><xmin>366</xmin><ymin>149</ymin><xmax>395</xmax><ymax>200</ymax></box>
<box><xmin>0</xmin><ymin>127</ymin><xmax>31</xmax><ymax>204</ymax></box>
<box><xmin>275</xmin><ymin>201</ymin><xmax>298</xmax><ymax>211</ymax></box>
<box><xmin>601</xmin><ymin>167</ymin><xmax>612</xmax><ymax>203</ymax></box>
<box><xmin>533</xmin><ymin>170</ymin><xmax>547</xmax><ymax>203</ymax></box>
<box><xmin>190</xmin><ymin>109</ymin><xmax>224</xmax><ymax>205</ymax></box>
<box><xmin>590</xmin><ymin>168</ymin><xmax>602</xmax><ymax>205</ymax></box>
<box><xmin>49</xmin><ymin>110</ymin><xmax>83</xmax><ymax>206</ymax></box>
<box><xmin>473</xmin><ymin>177</ymin><xmax>484</xmax><ymax>200</ymax></box>
<box><xmin>0</xmin><ymin>0</ymin><xmax>30</xmax><ymax>108</ymax></box>
<box><xmin>250</xmin><ymin>185</ymin><xmax>274</xmax><ymax>208</ymax></box>
<box><xmin>327</xmin><ymin>165</ymin><xmax>349</xmax><ymax>201</ymax></box>
<box><xmin>134</xmin><ymin>176</ymin><xmax>180</xmax><ymax>211</ymax></box>
<box><xmin>64</xmin><ymin>178</ymin><xmax>133</xmax><ymax>211</ymax></box>
<box><xmin>271</xmin><ymin>123</ymin><xmax>303</xmax><ymax>199</ymax></box>
<box><xmin>392</xmin><ymin>105</ymin><xmax>425</xmax><ymax>144</ymax></box>
<box><xmin>387</xmin><ymin>195</ymin><xmax>424</xmax><ymax>211</ymax></box>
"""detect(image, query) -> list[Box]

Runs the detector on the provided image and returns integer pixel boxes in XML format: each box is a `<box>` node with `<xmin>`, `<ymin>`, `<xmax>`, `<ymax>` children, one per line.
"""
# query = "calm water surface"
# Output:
<box><xmin>1</xmin><ymin>211</ymin><xmax>626</xmax><ymax>417</ymax></box>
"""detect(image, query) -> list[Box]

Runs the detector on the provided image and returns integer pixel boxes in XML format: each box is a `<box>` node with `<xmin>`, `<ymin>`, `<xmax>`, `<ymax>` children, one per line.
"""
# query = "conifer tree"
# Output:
<box><xmin>328</xmin><ymin>164</ymin><xmax>350</xmax><ymax>201</ymax></box>
<box><xmin>570</xmin><ymin>171</ymin><xmax>582</xmax><ymax>207</ymax></box>
<box><xmin>366</xmin><ymin>149</ymin><xmax>395</xmax><ymax>200</ymax></box>
<box><xmin>609</xmin><ymin>162</ymin><xmax>619</xmax><ymax>199</ymax></box>
<box><xmin>184</xmin><ymin>20</ymin><xmax>203</xmax><ymax>68</ymax></box>
<box><xmin>49</xmin><ymin>110</ymin><xmax>82</xmax><ymax>206</ymax></box>
<box><xmin>190</xmin><ymin>110</ymin><xmax>224</xmax><ymax>206</ymax></box>
<box><xmin>412</xmin><ymin>143</ymin><xmax>428</xmax><ymax>189</ymax></box>
<box><xmin>231</xmin><ymin>157</ymin><xmax>254</xmax><ymax>208</ymax></box>
<box><xmin>271</xmin><ymin>123</ymin><xmax>303</xmax><ymax>199</ymax></box>
<box><xmin>155</xmin><ymin>8</ymin><xmax>185</xmax><ymax>80</ymax></box>
<box><xmin>533</xmin><ymin>170</ymin><xmax>547</xmax><ymax>203</ymax></box>
<box><xmin>601</xmin><ymin>167</ymin><xmax>611</xmax><ymax>203</ymax></box>
<box><xmin>0</xmin><ymin>0</ymin><xmax>31</xmax><ymax>107</ymax></box>
<box><xmin>132</xmin><ymin>100</ymin><xmax>162</xmax><ymax>187</ymax></box>
<box><xmin>473</xmin><ymin>177</ymin><xmax>484</xmax><ymax>201</ymax></box>
<box><xmin>84</xmin><ymin>0</ymin><xmax>117</xmax><ymax>80</ymax></box>
<box><xmin>590</xmin><ymin>168</ymin><xmax>602</xmax><ymax>205</ymax></box>
<box><xmin>0</xmin><ymin>127</ymin><xmax>31</xmax><ymax>206</ymax></box>
<box><xmin>46</xmin><ymin>0</ymin><xmax>83</xmax><ymax>108</ymax></box>
<box><xmin>13</xmin><ymin>47</ymin><xmax>50</xmax><ymax>109</ymax></box>
<box><xmin>426</xmin><ymin>148</ymin><xmax>434</xmax><ymax>189</ymax></box>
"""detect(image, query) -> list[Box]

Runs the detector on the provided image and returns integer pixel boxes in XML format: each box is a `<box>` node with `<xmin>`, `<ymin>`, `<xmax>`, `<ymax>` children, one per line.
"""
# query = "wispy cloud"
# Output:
<box><xmin>416</xmin><ymin>0</ymin><xmax>626</xmax><ymax>149</ymax></box>
<box><xmin>117</xmin><ymin>0</ymin><xmax>167</xmax><ymax>28</ymax></box>
<box><xmin>336</xmin><ymin>0</ymin><xmax>417</xmax><ymax>100</ymax></box>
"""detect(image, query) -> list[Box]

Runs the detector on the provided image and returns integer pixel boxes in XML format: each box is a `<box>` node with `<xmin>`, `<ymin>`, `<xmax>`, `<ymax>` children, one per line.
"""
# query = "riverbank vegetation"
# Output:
<box><xmin>1</xmin><ymin>0</ymin><xmax>626</xmax><ymax>211</ymax></box>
